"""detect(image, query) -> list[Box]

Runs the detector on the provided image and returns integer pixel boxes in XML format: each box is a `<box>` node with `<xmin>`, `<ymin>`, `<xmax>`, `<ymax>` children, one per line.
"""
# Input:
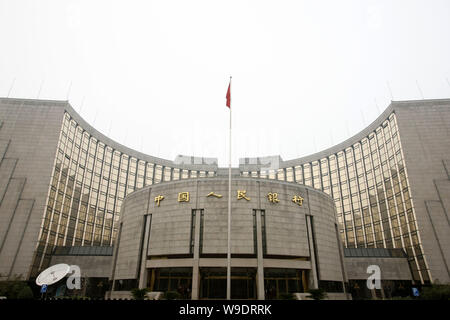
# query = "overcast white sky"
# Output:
<box><xmin>1</xmin><ymin>0</ymin><xmax>449</xmax><ymax>167</ymax></box>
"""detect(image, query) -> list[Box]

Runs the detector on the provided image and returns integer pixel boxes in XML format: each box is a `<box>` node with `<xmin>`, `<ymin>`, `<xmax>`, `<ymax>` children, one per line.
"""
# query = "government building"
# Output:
<box><xmin>0</xmin><ymin>97</ymin><xmax>449</xmax><ymax>299</ymax></box>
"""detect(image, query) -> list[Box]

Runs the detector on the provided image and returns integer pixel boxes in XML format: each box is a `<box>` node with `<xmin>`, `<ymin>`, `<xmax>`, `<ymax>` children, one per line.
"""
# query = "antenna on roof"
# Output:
<box><xmin>123</xmin><ymin>129</ymin><xmax>128</xmax><ymax>145</ymax></box>
<box><xmin>374</xmin><ymin>98</ymin><xmax>380</xmax><ymax>114</ymax></box>
<box><xmin>360</xmin><ymin>109</ymin><xmax>366</xmax><ymax>126</ymax></box>
<box><xmin>386</xmin><ymin>81</ymin><xmax>394</xmax><ymax>100</ymax></box>
<box><xmin>345</xmin><ymin>120</ymin><xmax>350</xmax><ymax>137</ymax></box>
<box><xmin>79</xmin><ymin>96</ymin><xmax>85</xmax><ymax>113</ymax></box>
<box><xmin>107</xmin><ymin>119</ymin><xmax>113</xmax><ymax>136</ymax></box>
<box><xmin>66</xmin><ymin>81</ymin><xmax>72</xmax><ymax>101</ymax></box>
<box><xmin>37</xmin><ymin>79</ymin><xmax>45</xmax><ymax>99</ymax></box>
<box><xmin>415</xmin><ymin>80</ymin><xmax>424</xmax><ymax>99</ymax></box>
<box><xmin>7</xmin><ymin>78</ymin><xmax>15</xmax><ymax>98</ymax></box>
<box><xmin>93</xmin><ymin>109</ymin><xmax>99</xmax><ymax>126</ymax></box>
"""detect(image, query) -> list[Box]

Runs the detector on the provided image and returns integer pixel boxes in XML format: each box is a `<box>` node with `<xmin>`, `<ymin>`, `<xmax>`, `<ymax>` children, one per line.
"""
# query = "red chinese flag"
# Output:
<box><xmin>226</xmin><ymin>82</ymin><xmax>231</xmax><ymax>108</ymax></box>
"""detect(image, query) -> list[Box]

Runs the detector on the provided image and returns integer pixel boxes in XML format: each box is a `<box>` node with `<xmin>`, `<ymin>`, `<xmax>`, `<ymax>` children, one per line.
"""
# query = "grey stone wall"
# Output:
<box><xmin>112</xmin><ymin>190</ymin><xmax>149</xmax><ymax>280</ymax></box>
<box><xmin>111</xmin><ymin>178</ymin><xmax>345</xmax><ymax>285</ymax></box>
<box><xmin>259</xmin><ymin>181</ymin><xmax>309</xmax><ymax>257</ymax></box>
<box><xmin>345</xmin><ymin>257</ymin><xmax>412</xmax><ymax>281</ymax></box>
<box><xmin>148</xmin><ymin>181</ymin><xmax>193</xmax><ymax>256</ymax></box>
<box><xmin>198</xmin><ymin>179</ymin><xmax>229</xmax><ymax>254</ymax></box>
<box><xmin>0</xmin><ymin>99</ymin><xmax>65</xmax><ymax>280</ymax></box>
<box><xmin>395</xmin><ymin>101</ymin><xmax>450</xmax><ymax>284</ymax></box>
<box><xmin>50</xmin><ymin>255</ymin><xmax>112</xmax><ymax>278</ymax></box>
<box><xmin>307</xmin><ymin>188</ymin><xmax>345</xmax><ymax>282</ymax></box>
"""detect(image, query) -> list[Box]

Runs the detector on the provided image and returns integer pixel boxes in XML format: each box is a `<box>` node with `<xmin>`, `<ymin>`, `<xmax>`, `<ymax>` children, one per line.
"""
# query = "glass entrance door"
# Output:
<box><xmin>264</xmin><ymin>268</ymin><xmax>305</xmax><ymax>299</ymax></box>
<box><xmin>200</xmin><ymin>267</ymin><xmax>256</xmax><ymax>299</ymax></box>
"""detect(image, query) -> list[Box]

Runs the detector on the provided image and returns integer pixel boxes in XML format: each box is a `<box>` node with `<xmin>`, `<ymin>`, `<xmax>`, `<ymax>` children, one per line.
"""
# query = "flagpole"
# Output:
<box><xmin>227</xmin><ymin>76</ymin><xmax>232</xmax><ymax>300</ymax></box>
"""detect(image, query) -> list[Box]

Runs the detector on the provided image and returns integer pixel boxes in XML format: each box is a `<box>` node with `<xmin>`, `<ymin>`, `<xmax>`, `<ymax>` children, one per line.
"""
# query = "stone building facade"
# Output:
<box><xmin>109</xmin><ymin>178</ymin><xmax>348</xmax><ymax>299</ymax></box>
<box><xmin>0</xmin><ymin>97</ymin><xmax>448</xmax><ymax>297</ymax></box>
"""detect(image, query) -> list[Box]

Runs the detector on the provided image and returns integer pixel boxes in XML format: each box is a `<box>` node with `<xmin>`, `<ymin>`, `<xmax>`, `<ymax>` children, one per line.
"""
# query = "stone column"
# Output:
<box><xmin>191</xmin><ymin>209</ymin><xmax>202</xmax><ymax>300</ymax></box>
<box><xmin>256</xmin><ymin>210</ymin><xmax>265</xmax><ymax>300</ymax></box>
<box><xmin>306</xmin><ymin>215</ymin><xmax>319</xmax><ymax>289</ymax></box>
<box><xmin>138</xmin><ymin>214</ymin><xmax>152</xmax><ymax>288</ymax></box>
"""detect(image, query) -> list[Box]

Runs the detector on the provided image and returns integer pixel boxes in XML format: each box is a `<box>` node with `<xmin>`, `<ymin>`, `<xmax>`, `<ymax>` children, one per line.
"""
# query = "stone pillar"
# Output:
<box><xmin>306</xmin><ymin>215</ymin><xmax>319</xmax><ymax>289</ymax></box>
<box><xmin>256</xmin><ymin>210</ymin><xmax>265</xmax><ymax>300</ymax></box>
<box><xmin>334</xmin><ymin>223</ymin><xmax>348</xmax><ymax>297</ymax></box>
<box><xmin>138</xmin><ymin>214</ymin><xmax>152</xmax><ymax>288</ymax></box>
<box><xmin>191</xmin><ymin>210</ymin><xmax>202</xmax><ymax>300</ymax></box>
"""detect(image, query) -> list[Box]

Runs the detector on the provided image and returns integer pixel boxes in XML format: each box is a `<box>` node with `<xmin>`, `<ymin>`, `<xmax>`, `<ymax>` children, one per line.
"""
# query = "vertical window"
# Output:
<box><xmin>163</xmin><ymin>167</ymin><xmax>172</xmax><ymax>182</ymax></box>
<box><xmin>190</xmin><ymin>210</ymin><xmax>197</xmax><ymax>254</ymax></box>
<box><xmin>261</xmin><ymin>210</ymin><xmax>267</xmax><ymax>255</ymax></box>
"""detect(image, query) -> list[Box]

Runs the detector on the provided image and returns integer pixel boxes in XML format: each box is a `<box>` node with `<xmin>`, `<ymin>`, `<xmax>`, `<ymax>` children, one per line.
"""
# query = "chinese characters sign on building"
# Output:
<box><xmin>292</xmin><ymin>195</ymin><xmax>304</xmax><ymax>206</ymax></box>
<box><xmin>237</xmin><ymin>190</ymin><xmax>250</xmax><ymax>201</ymax></box>
<box><xmin>154</xmin><ymin>195</ymin><xmax>164</xmax><ymax>207</ymax></box>
<box><xmin>154</xmin><ymin>190</ymin><xmax>305</xmax><ymax>207</ymax></box>
<box><xmin>178</xmin><ymin>192</ymin><xmax>189</xmax><ymax>202</ymax></box>
<box><xmin>267</xmin><ymin>193</ymin><xmax>280</xmax><ymax>203</ymax></box>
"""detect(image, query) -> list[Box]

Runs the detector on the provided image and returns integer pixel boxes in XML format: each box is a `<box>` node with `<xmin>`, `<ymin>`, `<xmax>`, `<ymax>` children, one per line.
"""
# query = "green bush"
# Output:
<box><xmin>0</xmin><ymin>280</ymin><xmax>30</xmax><ymax>299</ymax></box>
<box><xmin>307</xmin><ymin>288</ymin><xmax>328</xmax><ymax>300</ymax></box>
<box><xmin>421</xmin><ymin>285</ymin><xmax>450</xmax><ymax>300</ymax></box>
<box><xmin>278</xmin><ymin>293</ymin><xmax>297</xmax><ymax>300</ymax></box>
<box><xmin>163</xmin><ymin>291</ymin><xmax>182</xmax><ymax>300</ymax></box>
<box><xmin>56</xmin><ymin>296</ymin><xmax>91</xmax><ymax>300</ymax></box>
<box><xmin>0</xmin><ymin>282</ymin><xmax>10</xmax><ymax>297</ymax></box>
<box><xmin>390</xmin><ymin>296</ymin><xmax>413</xmax><ymax>300</ymax></box>
<box><xmin>12</xmin><ymin>283</ymin><xmax>26</xmax><ymax>297</ymax></box>
<box><xmin>131</xmin><ymin>288</ymin><xmax>149</xmax><ymax>300</ymax></box>
<box><xmin>17</xmin><ymin>286</ymin><xmax>34</xmax><ymax>299</ymax></box>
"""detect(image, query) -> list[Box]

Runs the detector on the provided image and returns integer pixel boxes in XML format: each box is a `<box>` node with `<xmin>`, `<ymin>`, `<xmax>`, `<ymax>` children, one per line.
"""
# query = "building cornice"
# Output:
<box><xmin>2</xmin><ymin>97</ymin><xmax>449</xmax><ymax>171</ymax></box>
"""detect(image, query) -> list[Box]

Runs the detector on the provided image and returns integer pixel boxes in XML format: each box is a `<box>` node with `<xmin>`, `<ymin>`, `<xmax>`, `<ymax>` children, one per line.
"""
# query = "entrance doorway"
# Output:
<box><xmin>199</xmin><ymin>267</ymin><xmax>256</xmax><ymax>299</ymax></box>
<box><xmin>264</xmin><ymin>268</ymin><xmax>305</xmax><ymax>299</ymax></box>
<box><xmin>148</xmin><ymin>267</ymin><xmax>192</xmax><ymax>299</ymax></box>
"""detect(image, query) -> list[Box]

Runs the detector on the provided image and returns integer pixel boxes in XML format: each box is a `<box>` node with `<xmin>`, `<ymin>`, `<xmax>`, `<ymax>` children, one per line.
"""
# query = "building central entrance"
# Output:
<box><xmin>264</xmin><ymin>268</ymin><xmax>306</xmax><ymax>299</ymax></box>
<box><xmin>199</xmin><ymin>267</ymin><xmax>256</xmax><ymax>299</ymax></box>
<box><xmin>148</xmin><ymin>267</ymin><xmax>192</xmax><ymax>299</ymax></box>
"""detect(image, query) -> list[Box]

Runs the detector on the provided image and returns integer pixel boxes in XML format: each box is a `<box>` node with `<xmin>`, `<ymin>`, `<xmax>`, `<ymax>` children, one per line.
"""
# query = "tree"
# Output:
<box><xmin>421</xmin><ymin>285</ymin><xmax>450</xmax><ymax>300</ymax></box>
<box><xmin>17</xmin><ymin>286</ymin><xmax>34</xmax><ymax>299</ymax></box>
<box><xmin>131</xmin><ymin>288</ymin><xmax>149</xmax><ymax>300</ymax></box>
<box><xmin>163</xmin><ymin>291</ymin><xmax>182</xmax><ymax>300</ymax></box>
<box><xmin>307</xmin><ymin>288</ymin><xmax>328</xmax><ymax>300</ymax></box>
<box><xmin>0</xmin><ymin>280</ymin><xmax>36</xmax><ymax>299</ymax></box>
<box><xmin>279</xmin><ymin>293</ymin><xmax>297</xmax><ymax>300</ymax></box>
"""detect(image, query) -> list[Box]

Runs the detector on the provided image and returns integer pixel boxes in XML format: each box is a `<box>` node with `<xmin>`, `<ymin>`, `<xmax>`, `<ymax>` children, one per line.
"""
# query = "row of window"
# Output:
<box><xmin>32</xmin><ymin>113</ymin><xmax>216</xmax><ymax>275</ymax></box>
<box><xmin>242</xmin><ymin>113</ymin><xmax>427</xmax><ymax>283</ymax></box>
<box><xmin>32</xmin><ymin>111</ymin><xmax>428</xmax><ymax>285</ymax></box>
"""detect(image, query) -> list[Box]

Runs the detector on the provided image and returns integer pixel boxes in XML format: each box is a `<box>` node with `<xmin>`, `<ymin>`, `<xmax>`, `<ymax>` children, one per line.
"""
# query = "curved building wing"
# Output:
<box><xmin>0</xmin><ymin>97</ymin><xmax>449</xmax><ymax>286</ymax></box>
